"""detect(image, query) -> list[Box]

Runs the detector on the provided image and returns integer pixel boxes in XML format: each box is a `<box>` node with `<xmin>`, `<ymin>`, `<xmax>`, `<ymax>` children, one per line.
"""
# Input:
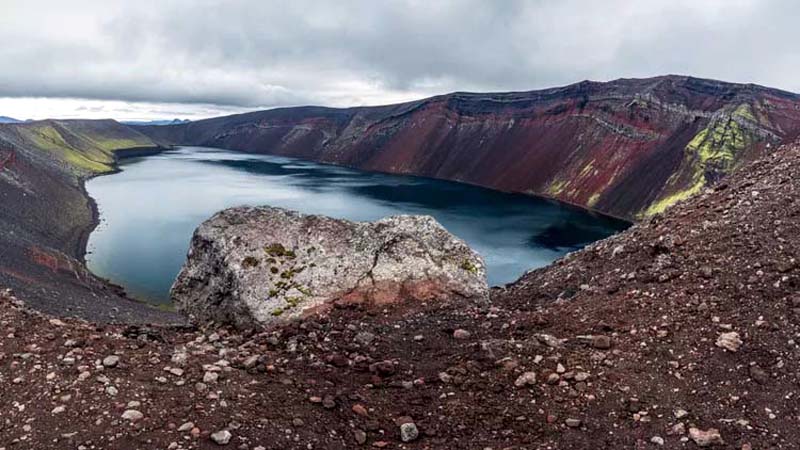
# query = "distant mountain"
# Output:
<box><xmin>134</xmin><ymin>75</ymin><xmax>800</xmax><ymax>220</ymax></box>
<box><xmin>0</xmin><ymin>116</ymin><xmax>21</xmax><ymax>123</ymax></box>
<box><xmin>122</xmin><ymin>118</ymin><xmax>190</xmax><ymax>126</ymax></box>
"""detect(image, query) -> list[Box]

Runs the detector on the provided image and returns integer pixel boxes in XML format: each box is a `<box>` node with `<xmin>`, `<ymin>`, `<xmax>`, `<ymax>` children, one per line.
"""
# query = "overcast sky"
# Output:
<box><xmin>1</xmin><ymin>0</ymin><xmax>798</xmax><ymax>121</ymax></box>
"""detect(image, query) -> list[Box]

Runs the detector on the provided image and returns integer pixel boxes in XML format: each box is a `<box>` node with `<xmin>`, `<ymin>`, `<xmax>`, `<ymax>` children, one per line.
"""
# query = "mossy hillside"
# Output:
<box><xmin>12</xmin><ymin>120</ymin><xmax>158</xmax><ymax>176</ymax></box>
<box><xmin>17</xmin><ymin>124</ymin><xmax>116</xmax><ymax>174</ymax></box>
<box><xmin>643</xmin><ymin>112</ymin><xmax>753</xmax><ymax>217</ymax></box>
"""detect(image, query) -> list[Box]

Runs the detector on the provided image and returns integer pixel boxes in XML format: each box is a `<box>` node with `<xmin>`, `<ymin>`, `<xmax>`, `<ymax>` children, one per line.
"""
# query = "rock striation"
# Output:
<box><xmin>171</xmin><ymin>206</ymin><xmax>488</xmax><ymax>327</ymax></box>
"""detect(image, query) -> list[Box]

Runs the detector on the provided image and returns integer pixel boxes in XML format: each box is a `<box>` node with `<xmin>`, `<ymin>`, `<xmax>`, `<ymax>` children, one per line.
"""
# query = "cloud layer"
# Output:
<box><xmin>1</xmin><ymin>0</ymin><xmax>798</xmax><ymax>118</ymax></box>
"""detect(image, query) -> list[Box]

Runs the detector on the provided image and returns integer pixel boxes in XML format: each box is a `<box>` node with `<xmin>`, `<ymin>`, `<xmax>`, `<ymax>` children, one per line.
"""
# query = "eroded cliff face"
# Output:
<box><xmin>138</xmin><ymin>76</ymin><xmax>800</xmax><ymax>220</ymax></box>
<box><xmin>171</xmin><ymin>206</ymin><xmax>488</xmax><ymax>327</ymax></box>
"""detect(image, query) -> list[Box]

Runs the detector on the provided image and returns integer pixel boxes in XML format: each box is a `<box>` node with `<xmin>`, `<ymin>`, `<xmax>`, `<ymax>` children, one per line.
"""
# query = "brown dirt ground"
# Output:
<box><xmin>3</xmin><ymin>141</ymin><xmax>800</xmax><ymax>449</ymax></box>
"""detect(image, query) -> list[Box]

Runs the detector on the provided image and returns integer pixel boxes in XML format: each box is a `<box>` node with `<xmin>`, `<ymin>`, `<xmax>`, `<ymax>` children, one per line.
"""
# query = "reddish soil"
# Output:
<box><xmin>3</xmin><ymin>140</ymin><xmax>800</xmax><ymax>449</ymax></box>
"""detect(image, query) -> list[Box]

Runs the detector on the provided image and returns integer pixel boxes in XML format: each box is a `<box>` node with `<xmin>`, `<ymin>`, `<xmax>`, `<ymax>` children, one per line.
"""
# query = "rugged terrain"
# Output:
<box><xmin>136</xmin><ymin>75</ymin><xmax>800</xmax><ymax>220</ymax></box>
<box><xmin>0</xmin><ymin>119</ymin><xmax>178</xmax><ymax>323</ymax></box>
<box><xmin>3</xmin><ymin>135</ymin><xmax>800</xmax><ymax>448</ymax></box>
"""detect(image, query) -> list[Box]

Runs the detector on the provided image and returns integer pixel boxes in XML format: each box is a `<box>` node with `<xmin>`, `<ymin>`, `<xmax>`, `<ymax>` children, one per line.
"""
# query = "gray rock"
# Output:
<box><xmin>565</xmin><ymin>418</ymin><xmax>582</xmax><ymax>428</ymax></box>
<box><xmin>354</xmin><ymin>429</ymin><xmax>367</xmax><ymax>445</ymax></box>
<box><xmin>514</xmin><ymin>371</ymin><xmax>537</xmax><ymax>387</ymax></box>
<box><xmin>172</xmin><ymin>207</ymin><xmax>488</xmax><ymax>327</ymax></box>
<box><xmin>121</xmin><ymin>410</ymin><xmax>144</xmax><ymax>422</ymax></box>
<box><xmin>102</xmin><ymin>355</ymin><xmax>120</xmax><ymax>368</ymax></box>
<box><xmin>354</xmin><ymin>332</ymin><xmax>376</xmax><ymax>346</ymax></box>
<box><xmin>400</xmin><ymin>422</ymin><xmax>419</xmax><ymax>442</ymax></box>
<box><xmin>210</xmin><ymin>430</ymin><xmax>232</xmax><ymax>445</ymax></box>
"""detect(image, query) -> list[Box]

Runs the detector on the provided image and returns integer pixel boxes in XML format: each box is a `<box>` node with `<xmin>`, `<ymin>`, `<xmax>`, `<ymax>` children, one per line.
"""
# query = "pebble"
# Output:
<box><xmin>102</xmin><ymin>355</ymin><xmax>120</xmax><ymax>368</ymax></box>
<box><xmin>354</xmin><ymin>429</ymin><xmax>367</xmax><ymax>445</ymax></box>
<box><xmin>51</xmin><ymin>405</ymin><xmax>66</xmax><ymax>414</ymax></box>
<box><xmin>210</xmin><ymin>429</ymin><xmax>232</xmax><ymax>445</ymax></box>
<box><xmin>565</xmin><ymin>418</ymin><xmax>582</xmax><ymax>428</ymax></box>
<box><xmin>514</xmin><ymin>371</ymin><xmax>537</xmax><ymax>387</ymax></box>
<box><xmin>689</xmin><ymin>427</ymin><xmax>724</xmax><ymax>447</ymax></box>
<box><xmin>203</xmin><ymin>372</ymin><xmax>219</xmax><ymax>383</ymax></box>
<box><xmin>716</xmin><ymin>332</ymin><xmax>742</xmax><ymax>352</ymax></box>
<box><xmin>121</xmin><ymin>410</ymin><xmax>144</xmax><ymax>422</ymax></box>
<box><xmin>242</xmin><ymin>355</ymin><xmax>260</xmax><ymax>369</ymax></box>
<box><xmin>453</xmin><ymin>329</ymin><xmax>471</xmax><ymax>339</ymax></box>
<box><xmin>400</xmin><ymin>422</ymin><xmax>419</xmax><ymax>442</ymax></box>
<box><xmin>592</xmin><ymin>335</ymin><xmax>612</xmax><ymax>350</ymax></box>
<box><xmin>651</xmin><ymin>436</ymin><xmax>664</xmax><ymax>445</ymax></box>
<box><xmin>352</xmin><ymin>404</ymin><xmax>369</xmax><ymax>417</ymax></box>
<box><xmin>178</xmin><ymin>422</ymin><xmax>195</xmax><ymax>432</ymax></box>
<box><xmin>354</xmin><ymin>332</ymin><xmax>376</xmax><ymax>346</ymax></box>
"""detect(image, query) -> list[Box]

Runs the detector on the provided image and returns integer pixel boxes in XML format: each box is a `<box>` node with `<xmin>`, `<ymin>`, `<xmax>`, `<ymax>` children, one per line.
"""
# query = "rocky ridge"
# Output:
<box><xmin>3</xmin><ymin>137</ymin><xmax>800</xmax><ymax>448</ymax></box>
<box><xmin>136</xmin><ymin>75</ymin><xmax>800</xmax><ymax>220</ymax></box>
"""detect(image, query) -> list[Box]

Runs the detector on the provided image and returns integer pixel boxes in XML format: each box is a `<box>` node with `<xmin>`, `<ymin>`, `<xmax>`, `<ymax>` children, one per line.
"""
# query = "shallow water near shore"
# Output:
<box><xmin>86</xmin><ymin>146</ymin><xmax>628</xmax><ymax>303</ymax></box>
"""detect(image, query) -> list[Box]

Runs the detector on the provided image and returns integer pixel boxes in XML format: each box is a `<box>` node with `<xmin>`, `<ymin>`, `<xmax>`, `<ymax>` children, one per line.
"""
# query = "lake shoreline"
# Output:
<box><xmin>85</xmin><ymin>146</ymin><xmax>628</xmax><ymax>303</ymax></box>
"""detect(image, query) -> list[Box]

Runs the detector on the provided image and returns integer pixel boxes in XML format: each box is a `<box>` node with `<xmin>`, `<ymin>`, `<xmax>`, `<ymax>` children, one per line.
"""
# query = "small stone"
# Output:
<box><xmin>400</xmin><ymin>422</ymin><xmax>419</xmax><ymax>442</ymax></box>
<box><xmin>514</xmin><ymin>371</ymin><xmax>537</xmax><ymax>387</ymax></box>
<box><xmin>413</xmin><ymin>335</ymin><xmax>424</xmax><ymax>341</ymax></box>
<box><xmin>354</xmin><ymin>429</ymin><xmax>367</xmax><ymax>445</ymax></box>
<box><xmin>749</xmin><ymin>365</ymin><xmax>768</xmax><ymax>384</ymax></box>
<box><xmin>292</xmin><ymin>418</ymin><xmax>304</xmax><ymax>427</ymax></box>
<box><xmin>352</xmin><ymin>404</ymin><xmax>369</xmax><ymax>417</ymax></box>
<box><xmin>52</xmin><ymin>405</ymin><xmax>66</xmax><ymax>414</ymax></box>
<box><xmin>556</xmin><ymin>363</ymin><xmax>566</xmax><ymax>374</ymax></box>
<box><xmin>674</xmin><ymin>409</ymin><xmax>688</xmax><ymax>419</ymax></box>
<box><xmin>453</xmin><ymin>329</ymin><xmax>471</xmax><ymax>339</ymax></box>
<box><xmin>689</xmin><ymin>427</ymin><xmax>724</xmax><ymax>447</ymax></box>
<box><xmin>106</xmin><ymin>386</ymin><xmax>118</xmax><ymax>396</ymax></box>
<box><xmin>565</xmin><ymin>418</ymin><xmax>582</xmax><ymax>428</ymax></box>
<box><xmin>574</xmin><ymin>372</ymin><xmax>590</xmax><ymax>382</ymax></box>
<box><xmin>210</xmin><ymin>430</ymin><xmax>232</xmax><ymax>445</ymax></box>
<box><xmin>242</xmin><ymin>355</ymin><xmax>260</xmax><ymax>369</ymax></box>
<box><xmin>651</xmin><ymin>436</ymin><xmax>664</xmax><ymax>446</ymax></box>
<box><xmin>169</xmin><ymin>367</ymin><xmax>185</xmax><ymax>377</ymax></box>
<box><xmin>121</xmin><ymin>410</ymin><xmax>144</xmax><ymax>422</ymax></box>
<box><xmin>178</xmin><ymin>422</ymin><xmax>194</xmax><ymax>432</ymax></box>
<box><xmin>592</xmin><ymin>335</ymin><xmax>612</xmax><ymax>350</ymax></box>
<box><xmin>716</xmin><ymin>332</ymin><xmax>742</xmax><ymax>352</ymax></box>
<box><xmin>322</xmin><ymin>395</ymin><xmax>336</xmax><ymax>409</ymax></box>
<box><xmin>102</xmin><ymin>355</ymin><xmax>120</xmax><ymax>368</ymax></box>
<box><xmin>546</xmin><ymin>373</ymin><xmax>560</xmax><ymax>385</ymax></box>
<box><xmin>354</xmin><ymin>332</ymin><xmax>376</xmax><ymax>346</ymax></box>
<box><xmin>203</xmin><ymin>372</ymin><xmax>219</xmax><ymax>383</ymax></box>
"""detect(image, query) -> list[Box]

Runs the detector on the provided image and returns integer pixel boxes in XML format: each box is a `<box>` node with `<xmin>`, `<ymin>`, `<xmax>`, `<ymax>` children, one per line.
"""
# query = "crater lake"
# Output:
<box><xmin>86</xmin><ymin>146</ymin><xmax>628</xmax><ymax>303</ymax></box>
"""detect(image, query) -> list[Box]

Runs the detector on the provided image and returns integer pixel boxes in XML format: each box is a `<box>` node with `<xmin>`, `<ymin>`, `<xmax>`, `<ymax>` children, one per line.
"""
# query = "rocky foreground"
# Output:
<box><xmin>3</xmin><ymin>140</ymin><xmax>800</xmax><ymax>449</ymax></box>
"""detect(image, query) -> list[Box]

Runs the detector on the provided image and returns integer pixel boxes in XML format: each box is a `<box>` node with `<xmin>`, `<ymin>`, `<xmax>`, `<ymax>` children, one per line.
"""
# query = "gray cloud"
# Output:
<box><xmin>0</xmin><ymin>0</ymin><xmax>799</xmax><ymax>115</ymax></box>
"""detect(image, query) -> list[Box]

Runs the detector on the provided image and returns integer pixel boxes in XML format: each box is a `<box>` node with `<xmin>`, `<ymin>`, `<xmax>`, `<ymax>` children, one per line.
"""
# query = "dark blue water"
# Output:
<box><xmin>86</xmin><ymin>146</ymin><xmax>628</xmax><ymax>303</ymax></box>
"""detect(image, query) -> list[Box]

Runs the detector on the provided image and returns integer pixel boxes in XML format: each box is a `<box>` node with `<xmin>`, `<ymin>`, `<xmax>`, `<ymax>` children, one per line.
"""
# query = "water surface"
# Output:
<box><xmin>86</xmin><ymin>146</ymin><xmax>628</xmax><ymax>303</ymax></box>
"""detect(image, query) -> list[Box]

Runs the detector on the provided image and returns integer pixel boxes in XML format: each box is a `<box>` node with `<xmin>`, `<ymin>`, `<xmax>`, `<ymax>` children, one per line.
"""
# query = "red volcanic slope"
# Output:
<box><xmin>137</xmin><ymin>76</ymin><xmax>800</xmax><ymax>220</ymax></box>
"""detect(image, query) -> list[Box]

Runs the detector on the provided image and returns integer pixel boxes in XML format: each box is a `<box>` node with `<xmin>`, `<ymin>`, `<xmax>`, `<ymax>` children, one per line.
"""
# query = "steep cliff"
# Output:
<box><xmin>137</xmin><ymin>75</ymin><xmax>800</xmax><ymax>220</ymax></box>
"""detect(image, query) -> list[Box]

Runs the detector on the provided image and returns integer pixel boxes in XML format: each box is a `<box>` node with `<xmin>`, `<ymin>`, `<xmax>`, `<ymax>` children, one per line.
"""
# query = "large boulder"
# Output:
<box><xmin>171</xmin><ymin>206</ymin><xmax>488</xmax><ymax>327</ymax></box>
